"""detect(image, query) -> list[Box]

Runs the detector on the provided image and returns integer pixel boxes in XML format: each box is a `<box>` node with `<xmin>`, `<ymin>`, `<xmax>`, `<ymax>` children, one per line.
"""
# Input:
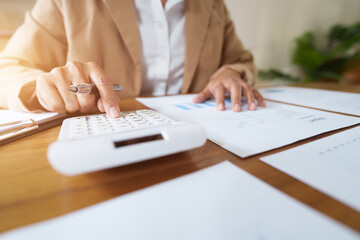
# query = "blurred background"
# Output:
<box><xmin>0</xmin><ymin>0</ymin><xmax>34</xmax><ymax>51</ymax></box>
<box><xmin>1</xmin><ymin>0</ymin><xmax>360</xmax><ymax>83</ymax></box>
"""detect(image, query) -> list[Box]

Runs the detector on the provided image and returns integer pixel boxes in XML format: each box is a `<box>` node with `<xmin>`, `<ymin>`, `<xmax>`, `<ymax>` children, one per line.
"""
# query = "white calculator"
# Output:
<box><xmin>47</xmin><ymin>110</ymin><xmax>206</xmax><ymax>176</ymax></box>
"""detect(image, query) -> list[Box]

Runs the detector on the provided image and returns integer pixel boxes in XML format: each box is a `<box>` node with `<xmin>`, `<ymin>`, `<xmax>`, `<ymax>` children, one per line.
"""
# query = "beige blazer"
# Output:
<box><xmin>0</xmin><ymin>0</ymin><xmax>255</xmax><ymax>112</ymax></box>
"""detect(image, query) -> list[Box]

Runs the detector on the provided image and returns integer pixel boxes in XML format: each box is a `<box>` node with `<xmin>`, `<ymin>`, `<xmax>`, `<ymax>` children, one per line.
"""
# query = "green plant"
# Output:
<box><xmin>259</xmin><ymin>21</ymin><xmax>360</xmax><ymax>82</ymax></box>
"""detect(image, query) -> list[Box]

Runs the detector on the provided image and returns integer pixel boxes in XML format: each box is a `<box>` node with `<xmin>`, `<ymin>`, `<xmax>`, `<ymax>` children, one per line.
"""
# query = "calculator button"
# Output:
<box><xmin>132</xmin><ymin>119</ymin><xmax>144</xmax><ymax>124</ymax></box>
<box><xmin>125</xmin><ymin>115</ymin><xmax>142</xmax><ymax>120</ymax></box>
<box><xmin>136</xmin><ymin>110</ymin><xmax>153</xmax><ymax>116</ymax></box>
<box><xmin>125</xmin><ymin>113</ymin><xmax>137</xmax><ymax>118</ymax></box>
<box><xmin>114</xmin><ymin>126</ymin><xmax>134</xmax><ymax>131</ymax></box>
<box><xmin>113</xmin><ymin>123</ymin><xmax>133</xmax><ymax>129</ymax></box>
<box><xmin>133</xmin><ymin>121</ymin><xmax>153</xmax><ymax>127</ymax></box>
<box><xmin>149</xmin><ymin>117</ymin><xmax>167</xmax><ymax>123</ymax></box>
<box><xmin>71</xmin><ymin>130</ymin><xmax>90</xmax><ymax>138</ymax></box>
<box><xmin>136</xmin><ymin>110</ymin><xmax>152</xmax><ymax>113</ymax></box>
<box><xmin>110</xmin><ymin>118</ymin><xmax>127</xmax><ymax>123</ymax></box>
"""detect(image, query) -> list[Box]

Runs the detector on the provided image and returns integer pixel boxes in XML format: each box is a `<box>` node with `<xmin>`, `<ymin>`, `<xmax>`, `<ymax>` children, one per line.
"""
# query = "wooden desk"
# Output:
<box><xmin>1</xmin><ymin>83</ymin><xmax>360</xmax><ymax>234</ymax></box>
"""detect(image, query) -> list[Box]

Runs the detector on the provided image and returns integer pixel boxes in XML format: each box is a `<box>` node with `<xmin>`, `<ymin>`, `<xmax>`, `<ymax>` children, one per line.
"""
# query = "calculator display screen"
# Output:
<box><xmin>113</xmin><ymin>134</ymin><xmax>164</xmax><ymax>148</ymax></box>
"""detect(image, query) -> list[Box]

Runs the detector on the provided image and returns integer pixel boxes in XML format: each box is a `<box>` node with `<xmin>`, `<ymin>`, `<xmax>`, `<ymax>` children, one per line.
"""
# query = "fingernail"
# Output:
<box><xmin>234</xmin><ymin>103</ymin><xmax>241</xmax><ymax>112</ymax></box>
<box><xmin>251</xmin><ymin>102</ymin><xmax>257</xmax><ymax>110</ymax></box>
<box><xmin>217</xmin><ymin>103</ymin><xmax>224</xmax><ymax>111</ymax></box>
<box><xmin>109</xmin><ymin>106</ymin><xmax>120</xmax><ymax>118</ymax></box>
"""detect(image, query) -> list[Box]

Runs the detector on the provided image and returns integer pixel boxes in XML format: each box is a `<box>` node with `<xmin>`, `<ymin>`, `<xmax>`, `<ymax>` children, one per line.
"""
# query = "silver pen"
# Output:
<box><xmin>67</xmin><ymin>83</ymin><xmax>123</xmax><ymax>94</ymax></box>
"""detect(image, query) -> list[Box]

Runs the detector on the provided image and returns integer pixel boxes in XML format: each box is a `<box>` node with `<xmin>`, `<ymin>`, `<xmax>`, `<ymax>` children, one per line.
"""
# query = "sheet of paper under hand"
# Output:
<box><xmin>261</xmin><ymin>125</ymin><xmax>360</xmax><ymax>212</ymax></box>
<box><xmin>137</xmin><ymin>95</ymin><xmax>360</xmax><ymax>157</ymax></box>
<box><xmin>1</xmin><ymin>161</ymin><xmax>359</xmax><ymax>240</ymax></box>
<box><xmin>259</xmin><ymin>86</ymin><xmax>360</xmax><ymax>116</ymax></box>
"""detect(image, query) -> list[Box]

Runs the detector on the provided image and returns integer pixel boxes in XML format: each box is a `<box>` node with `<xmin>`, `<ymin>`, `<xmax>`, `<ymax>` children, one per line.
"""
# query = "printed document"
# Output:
<box><xmin>2</xmin><ymin>161</ymin><xmax>359</xmax><ymax>240</ymax></box>
<box><xmin>0</xmin><ymin>110</ymin><xmax>62</xmax><ymax>125</ymax></box>
<box><xmin>261</xmin><ymin>126</ymin><xmax>360</xmax><ymax>212</ymax></box>
<box><xmin>137</xmin><ymin>95</ymin><xmax>360</xmax><ymax>157</ymax></box>
<box><xmin>259</xmin><ymin>86</ymin><xmax>360</xmax><ymax>116</ymax></box>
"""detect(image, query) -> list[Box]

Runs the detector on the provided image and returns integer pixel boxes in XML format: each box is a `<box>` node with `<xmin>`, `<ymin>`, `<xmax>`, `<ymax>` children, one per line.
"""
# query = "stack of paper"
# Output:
<box><xmin>0</xmin><ymin>110</ymin><xmax>64</xmax><ymax>144</ymax></box>
<box><xmin>0</xmin><ymin>110</ymin><xmax>62</xmax><ymax>125</ymax></box>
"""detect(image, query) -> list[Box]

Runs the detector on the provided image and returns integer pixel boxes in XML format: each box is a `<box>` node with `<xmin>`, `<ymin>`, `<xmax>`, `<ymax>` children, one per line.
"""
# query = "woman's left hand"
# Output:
<box><xmin>193</xmin><ymin>66</ymin><xmax>266</xmax><ymax>112</ymax></box>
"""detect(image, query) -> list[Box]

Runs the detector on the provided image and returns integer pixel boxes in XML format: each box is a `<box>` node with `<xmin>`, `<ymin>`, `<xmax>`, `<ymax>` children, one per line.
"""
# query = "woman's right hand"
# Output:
<box><xmin>36</xmin><ymin>61</ymin><xmax>121</xmax><ymax>118</ymax></box>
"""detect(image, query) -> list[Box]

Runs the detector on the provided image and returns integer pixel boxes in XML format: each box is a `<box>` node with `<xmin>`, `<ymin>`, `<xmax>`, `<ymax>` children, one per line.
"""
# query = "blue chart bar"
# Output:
<box><xmin>175</xmin><ymin>104</ymin><xmax>192</xmax><ymax>110</ymax></box>
<box><xmin>187</xmin><ymin>103</ymin><xmax>204</xmax><ymax>109</ymax></box>
<box><xmin>175</xmin><ymin>101</ymin><xmax>218</xmax><ymax>110</ymax></box>
<box><xmin>201</xmin><ymin>101</ymin><xmax>215</xmax><ymax>107</ymax></box>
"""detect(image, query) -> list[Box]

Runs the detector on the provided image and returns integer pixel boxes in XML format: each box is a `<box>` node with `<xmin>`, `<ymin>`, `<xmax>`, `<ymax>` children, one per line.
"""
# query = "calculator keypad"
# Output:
<box><xmin>68</xmin><ymin>110</ymin><xmax>174</xmax><ymax>139</ymax></box>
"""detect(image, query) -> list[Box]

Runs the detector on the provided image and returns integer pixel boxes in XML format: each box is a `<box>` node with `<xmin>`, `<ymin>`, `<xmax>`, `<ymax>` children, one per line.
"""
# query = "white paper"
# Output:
<box><xmin>0</xmin><ymin>110</ymin><xmax>63</xmax><ymax>125</ymax></box>
<box><xmin>137</xmin><ymin>95</ymin><xmax>360</xmax><ymax>157</ymax></box>
<box><xmin>2</xmin><ymin>161</ymin><xmax>359</xmax><ymax>240</ymax></box>
<box><xmin>261</xmin><ymin>126</ymin><xmax>360</xmax><ymax>212</ymax></box>
<box><xmin>259</xmin><ymin>86</ymin><xmax>360</xmax><ymax>116</ymax></box>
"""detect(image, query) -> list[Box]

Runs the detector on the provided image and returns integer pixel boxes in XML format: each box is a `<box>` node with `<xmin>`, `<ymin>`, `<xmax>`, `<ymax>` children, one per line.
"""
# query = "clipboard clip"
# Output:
<box><xmin>0</xmin><ymin>119</ymin><xmax>39</xmax><ymax>142</ymax></box>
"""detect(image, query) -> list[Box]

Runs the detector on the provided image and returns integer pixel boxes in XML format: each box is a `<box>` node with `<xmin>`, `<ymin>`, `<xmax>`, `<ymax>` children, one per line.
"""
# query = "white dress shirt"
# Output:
<box><xmin>134</xmin><ymin>0</ymin><xmax>185</xmax><ymax>96</ymax></box>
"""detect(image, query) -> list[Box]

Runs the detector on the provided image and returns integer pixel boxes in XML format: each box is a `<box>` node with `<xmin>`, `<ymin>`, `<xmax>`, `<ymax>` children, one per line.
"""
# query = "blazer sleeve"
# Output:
<box><xmin>218</xmin><ymin>1</ymin><xmax>257</xmax><ymax>86</ymax></box>
<box><xmin>0</xmin><ymin>0</ymin><xmax>67</xmax><ymax>112</ymax></box>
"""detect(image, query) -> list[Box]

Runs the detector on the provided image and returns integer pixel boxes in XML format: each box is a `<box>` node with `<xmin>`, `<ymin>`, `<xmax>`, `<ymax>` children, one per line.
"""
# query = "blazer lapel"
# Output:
<box><xmin>182</xmin><ymin>0</ymin><xmax>213</xmax><ymax>93</ymax></box>
<box><xmin>102</xmin><ymin>0</ymin><xmax>213</xmax><ymax>95</ymax></box>
<box><xmin>102</xmin><ymin>0</ymin><xmax>142</xmax><ymax>93</ymax></box>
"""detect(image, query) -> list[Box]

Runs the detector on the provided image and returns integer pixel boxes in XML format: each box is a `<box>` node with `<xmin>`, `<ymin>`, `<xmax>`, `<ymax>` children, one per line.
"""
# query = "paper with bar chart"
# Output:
<box><xmin>137</xmin><ymin>94</ymin><xmax>360</xmax><ymax>157</ymax></box>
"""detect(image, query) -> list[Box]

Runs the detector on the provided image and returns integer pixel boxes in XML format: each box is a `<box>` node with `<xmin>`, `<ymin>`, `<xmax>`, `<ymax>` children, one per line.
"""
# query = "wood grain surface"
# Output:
<box><xmin>0</xmin><ymin>83</ymin><xmax>359</xmax><ymax>234</ymax></box>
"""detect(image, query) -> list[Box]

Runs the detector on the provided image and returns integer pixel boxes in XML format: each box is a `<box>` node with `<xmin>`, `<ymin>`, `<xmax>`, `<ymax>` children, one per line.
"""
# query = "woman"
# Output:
<box><xmin>0</xmin><ymin>0</ymin><xmax>265</xmax><ymax>118</ymax></box>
